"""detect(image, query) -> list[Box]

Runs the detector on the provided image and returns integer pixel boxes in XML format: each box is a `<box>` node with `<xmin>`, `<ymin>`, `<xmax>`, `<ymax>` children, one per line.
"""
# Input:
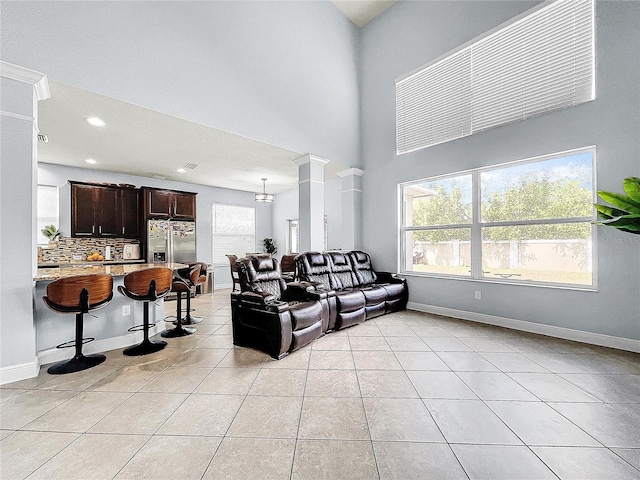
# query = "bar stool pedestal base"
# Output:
<box><xmin>47</xmin><ymin>353</ymin><xmax>106</xmax><ymax>375</ymax></box>
<box><xmin>123</xmin><ymin>339</ymin><xmax>167</xmax><ymax>356</ymax></box>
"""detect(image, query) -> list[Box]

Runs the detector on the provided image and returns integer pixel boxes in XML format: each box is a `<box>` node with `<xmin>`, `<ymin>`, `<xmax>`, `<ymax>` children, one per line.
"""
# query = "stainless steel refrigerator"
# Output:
<box><xmin>147</xmin><ymin>219</ymin><xmax>196</xmax><ymax>264</ymax></box>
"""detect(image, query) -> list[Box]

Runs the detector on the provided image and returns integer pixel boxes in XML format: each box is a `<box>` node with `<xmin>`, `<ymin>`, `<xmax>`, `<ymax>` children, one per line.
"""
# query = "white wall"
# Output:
<box><xmin>360</xmin><ymin>1</ymin><xmax>640</xmax><ymax>340</ymax></box>
<box><xmin>1</xmin><ymin>1</ymin><xmax>360</xmax><ymax>167</ymax></box>
<box><xmin>38</xmin><ymin>163</ymin><xmax>272</xmax><ymax>286</ymax></box>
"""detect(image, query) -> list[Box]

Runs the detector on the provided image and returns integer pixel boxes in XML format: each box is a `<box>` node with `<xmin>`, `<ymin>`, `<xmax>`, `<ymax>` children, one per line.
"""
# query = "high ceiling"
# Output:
<box><xmin>36</xmin><ymin>2</ymin><xmax>397</xmax><ymax>194</ymax></box>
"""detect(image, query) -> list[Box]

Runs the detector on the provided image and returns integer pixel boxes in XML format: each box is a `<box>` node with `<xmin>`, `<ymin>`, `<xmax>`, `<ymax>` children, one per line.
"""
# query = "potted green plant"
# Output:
<box><xmin>41</xmin><ymin>224</ymin><xmax>61</xmax><ymax>247</ymax></box>
<box><xmin>263</xmin><ymin>237</ymin><xmax>277</xmax><ymax>255</ymax></box>
<box><xmin>594</xmin><ymin>177</ymin><xmax>640</xmax><ymax>235</ymax></box>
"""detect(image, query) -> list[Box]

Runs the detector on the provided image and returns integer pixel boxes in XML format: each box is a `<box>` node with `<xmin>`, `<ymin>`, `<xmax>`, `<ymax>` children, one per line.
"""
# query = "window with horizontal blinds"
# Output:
<box><xmin>396</xmin><ymin>0</ymin><xmax>595</xmax><ymax>155</ymax></box>
<box><xmin>212</xmin><ymin>203</ymin><xmax>255</xmax><ymax>266</ymax></box>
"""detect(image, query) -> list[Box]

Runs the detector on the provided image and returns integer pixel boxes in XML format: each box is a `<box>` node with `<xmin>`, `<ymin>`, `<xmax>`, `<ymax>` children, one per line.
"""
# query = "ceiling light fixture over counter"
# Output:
<box><xmin>176</xmin><ymin>168</ymin><xmax>186</xmax><ymax>173</ymax></box>
<box><xmin>255</xmin><ymin>178</ymin><xmax>274</xmax><ymax>203</ymax></box>
<box><xmin>85</xmin><ymin>116</ymin><xmax>106</xmax><ymax>127</ymax></box>
<box><xmin>85</xmin><ymin>158</ymin><xmax>97</xmax><ymax>164</ymax></box>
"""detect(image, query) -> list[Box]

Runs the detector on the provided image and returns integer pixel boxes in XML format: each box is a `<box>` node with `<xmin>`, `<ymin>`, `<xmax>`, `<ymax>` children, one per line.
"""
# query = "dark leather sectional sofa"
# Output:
<box><xmin>230</xmin><ymin>250</ymin><xmax>407</xmax><ymax>359</ymax></box>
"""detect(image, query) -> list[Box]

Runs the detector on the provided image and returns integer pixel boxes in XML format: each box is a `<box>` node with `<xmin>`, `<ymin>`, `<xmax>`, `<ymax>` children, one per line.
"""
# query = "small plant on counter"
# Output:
<box><xmin>594</xmin><ymin>177</ymin><xmax>640</xmax><ymax>235</ymax></box>
<box><xmin>41</xmin><ymin>225</ymin><xmax>61</xmax><ymax>240</ymax></box>
<box><xmin>263</xmin><ymin>237</ymin><xmax>277</xmax><ymax>255</ymax></box>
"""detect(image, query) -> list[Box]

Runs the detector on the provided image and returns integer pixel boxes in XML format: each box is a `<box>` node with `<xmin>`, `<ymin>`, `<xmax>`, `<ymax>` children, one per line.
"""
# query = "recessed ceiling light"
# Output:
<box><xmin>85</xmin><ymin>158</ymin><xmax>98</xmax><ymax>165</ymax></box>
<box><xmin>85</xmin><ymin>117</ymin><xmax>106</xmax><ymax>127</ymax></box>
<box><xmin>176</xmin><ymin>168</ymin><xmax>186</xmax><ymax>173</ymax></box>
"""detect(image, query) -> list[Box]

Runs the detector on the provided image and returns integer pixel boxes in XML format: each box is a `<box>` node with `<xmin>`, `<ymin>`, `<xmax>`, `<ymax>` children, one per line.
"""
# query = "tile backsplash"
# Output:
<box><xmin>38</xmin><ymin>237</ymin><xmax>141</xmax><ymax>265</ymax></box>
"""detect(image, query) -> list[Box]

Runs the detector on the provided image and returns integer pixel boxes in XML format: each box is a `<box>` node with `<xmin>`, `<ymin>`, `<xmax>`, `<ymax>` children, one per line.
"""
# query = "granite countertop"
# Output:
<box><xmin>35</xmin><ymin>263</ymin><xmax>188</xmax><ymax>282</ymax></box>
<box><xmin>37</xmin><ymin>259</ymin><xmax>146</xmax><ymax>268</ymax></box>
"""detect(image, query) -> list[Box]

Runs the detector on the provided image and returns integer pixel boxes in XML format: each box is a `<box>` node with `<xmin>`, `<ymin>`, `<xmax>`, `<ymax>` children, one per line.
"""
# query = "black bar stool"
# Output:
<box><xmin>173</xmin><ymin>263</ymin><xmax>206</xmax><ymax>326</ymax></box>
<box><xmin>118</xmin><ymin>267</ymin><xmax>173</xmax><ymax>356</ymax></box>
<box><xmin>42</xmin><ymin>274</ymin><xmax>113</xmax><ymax>374</ymax></box>
<box><xmin>162</xmin><ymin>273</ymin><xmax>197</xmax><ymax>338</ymax></box>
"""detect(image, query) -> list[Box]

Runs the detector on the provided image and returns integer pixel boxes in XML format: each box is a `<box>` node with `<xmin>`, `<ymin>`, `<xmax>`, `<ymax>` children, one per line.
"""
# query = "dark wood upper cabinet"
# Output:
<box><xmin>146</xmin><ymin>189</ymin><xmax>173</xmax><ymax>218</ymax></box>
<box><xmin>70</xmin><ymin>182</ymin><xmax>140</xmax><ymax>238</ymax></box>
<box><xmin>120</xmin><ymin>188</ymin><xmax>141</xmax><ymax>238</ymax></box>
<box><xmin>143</xmin><ymin>188</ymin><xmax>196</xmax><ymax>220</ymax></box>
<box><xmin>172</xmin><ymin>192</ymin><xmax>196</xmax><ymax>219</ymax></box>
<box><xmin>71</xmin><ymin>184</ymin><xmax>96</xmax><ymax>236</ymax></box>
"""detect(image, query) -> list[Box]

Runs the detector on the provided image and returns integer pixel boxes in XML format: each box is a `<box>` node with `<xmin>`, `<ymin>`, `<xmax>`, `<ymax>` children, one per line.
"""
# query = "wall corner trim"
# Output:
<box><xmin>293</xmin><ymin>153</ymin><xmax>330</xmax><ymax>166</ymax></box>
<box><xmin>337</xmin><ymin>167</ymin><xmax>364</xmax><ymax>177</ymax></box>
<box><xmin>406</xmin><ymin>302</ymin><xmax>640</xmax><ymax>353</ymax></box>
<box><xmin>0</xmin><ymin>61</ymin><xmax>50</xmax><ymax>100</ymax></box>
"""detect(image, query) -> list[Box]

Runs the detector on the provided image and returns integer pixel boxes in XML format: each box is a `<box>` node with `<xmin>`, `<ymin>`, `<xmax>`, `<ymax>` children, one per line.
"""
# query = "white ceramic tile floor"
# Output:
<box><xmin>1</xmin><ymin>289</ymin><xmax>639</xmax><ymax>479</ymax></box>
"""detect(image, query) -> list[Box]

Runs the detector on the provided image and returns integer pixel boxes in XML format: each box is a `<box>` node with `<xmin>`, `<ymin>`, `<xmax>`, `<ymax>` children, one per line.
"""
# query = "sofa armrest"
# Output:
<box><xmin>236</xmin><ymin>291</ymin><xmax>277</xmax><ymax>305</ymax></box>
<box><xmin>376</xmin><ymin>271</ymin><xmax>406</xmax><ymax>284</ymax></box>
<box><xmin>284</xmin><ymin>282</ymin><xmax>334</xmax><ymax>301</ymax></box>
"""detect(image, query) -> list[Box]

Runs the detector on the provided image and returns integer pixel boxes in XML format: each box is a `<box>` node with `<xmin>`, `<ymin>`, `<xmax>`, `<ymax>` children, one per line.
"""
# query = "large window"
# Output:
<box><xmin>212</xmin><ymin>203</ymin><xmax>255</xmax><ymax>266</ymax></box>
<box><xmin>401</xmin><ymin>147</ymin><xmax>596</xmax><ymax>287</ymax></box>
<box><xmin>396</xmin><ymin>0</ymin><xmax>595</xmax><ymax>153</ymax></box>
<box><xmin>37</xmin><ymin>185</ymin><xmax>59</xmax><ymax>245</ymax></box>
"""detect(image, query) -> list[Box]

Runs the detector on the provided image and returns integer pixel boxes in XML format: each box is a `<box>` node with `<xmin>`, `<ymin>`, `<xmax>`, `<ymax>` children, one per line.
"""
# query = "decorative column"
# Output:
<box><xmin>295</xmin><ymin>154</ymin><xmax>328</xmax><ymax>252</ymax></box>
<box><xmin>0</xmin><ymin>62</ymin><xmax>50</xmax><ymax>383</ymax></box>
<box><xmin>337</xmin><ymin>168</ymin><xmax>364</xmax><ymax>251</ymax></box>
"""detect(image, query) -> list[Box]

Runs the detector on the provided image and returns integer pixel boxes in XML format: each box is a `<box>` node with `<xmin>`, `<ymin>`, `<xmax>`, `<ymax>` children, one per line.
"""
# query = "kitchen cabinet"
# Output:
<box><xmin>143</xmin><ymin>188</ymin><xmax>196</xmax><ymax>220</ymax></box>
<box><xmin>70</xmin><ymin>182</ymin><xmax>141</xmax><ymax>238</ymax></box>
<box><xmin>120</xmin><ymin>188</ymin><xmax>141</xmax><ymax>238</ymax></box>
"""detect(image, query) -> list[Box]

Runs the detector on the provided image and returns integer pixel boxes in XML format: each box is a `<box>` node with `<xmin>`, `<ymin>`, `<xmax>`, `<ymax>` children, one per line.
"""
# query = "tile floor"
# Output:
<box><xmin>1</xmin><ymin>289</ymin><xmax>639</xmax><ymax>479</ymax></box>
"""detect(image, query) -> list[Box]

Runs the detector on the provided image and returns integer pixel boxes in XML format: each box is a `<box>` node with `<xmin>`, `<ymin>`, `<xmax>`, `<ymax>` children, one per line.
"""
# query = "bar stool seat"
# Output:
<box><xmin>42</xmin><ymin>274</ymin><xmax>113</xmax><ymax>374</ymax></box>
<box><xmin>118</xmin><ymin>267</ymin><xmax>173</xmax><ymax>356</ymax></box>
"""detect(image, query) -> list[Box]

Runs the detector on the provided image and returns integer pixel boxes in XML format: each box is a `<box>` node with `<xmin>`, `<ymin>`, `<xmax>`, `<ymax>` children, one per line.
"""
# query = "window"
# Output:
<box><xmin>212</xmin><ymin>203</ymin><xmax>255</xmax><ymax>266</ymax></box>
<box><xmin>37</xmin><ymin>185</ymin><xmax>59</xmax><ymax>245</ymax></box>
<box><xmin>396</xmin><ymin>0</ymin><xmax>595</xmax><ymax>153</ymax></box>
<box><xmin>400</xmin><ymin>147</ymin><xmax>596</xmax><ymax>287</ymax></box>
<box><xmin>288</xmin><ymin>219</ymin><xmax>299</xmax><ymax>254</ymax></box>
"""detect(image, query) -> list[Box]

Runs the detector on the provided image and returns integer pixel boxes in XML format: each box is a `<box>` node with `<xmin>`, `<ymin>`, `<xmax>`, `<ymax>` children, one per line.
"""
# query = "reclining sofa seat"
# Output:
<box><xmin>230</xmin><ymin>254</ymin><xmax>330</xmax><ymax>359</ymax></box>
<box><xmin>295</xmin><ymin>250</ymin><xmax>408</xmax><ymax>329</ymax></box>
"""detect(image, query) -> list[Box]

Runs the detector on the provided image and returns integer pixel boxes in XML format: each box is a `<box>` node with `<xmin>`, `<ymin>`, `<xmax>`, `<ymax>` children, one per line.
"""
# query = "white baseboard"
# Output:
<box><xmin>407</xmin><ymin>302</ymin><xmax>640</xmax><ymax>353</ymax></box>
<box><xmin>0</xmin><ymin>323</ymin><xmax>165</xmax><ymax>386</ymax></box>
<box><xmin>0</xmin><ymin>360</ymin><xmax>40</xmax><ymax>386</ymax></box>
<box><xmin>215</xmin><ymin>283</ymin><xmax>233</xmax><ymax>290</ymax></box>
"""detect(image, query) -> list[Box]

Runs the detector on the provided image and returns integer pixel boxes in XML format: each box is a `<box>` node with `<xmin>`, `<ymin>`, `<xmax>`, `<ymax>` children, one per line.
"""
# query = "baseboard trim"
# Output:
<box><xmin>0</xmin><ymin>360</ymin><xmax>40</xmax><ymax>386</ymax></box>
<box><xmin>406</xmin><ymin>302</ymin><xmax>640</xmax><ymax>353</ymax></box>
<box><xmin>215</xmin><ymin>283</ymin><xmax>233</xmax><ymax>290</ymax></box>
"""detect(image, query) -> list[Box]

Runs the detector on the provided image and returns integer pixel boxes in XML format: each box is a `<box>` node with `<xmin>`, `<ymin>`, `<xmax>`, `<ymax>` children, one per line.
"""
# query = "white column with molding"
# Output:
<box><xmin>0</xmin><ymin>62</ymin><xmax>50</xmax><ymax>383</ymax></box>
<box><xmin>337</xmin><ymin>168</ymin><xmax>364</xmax><ymax>251</ymax></box>
<box><xmin>295</xmin><ymin>154</ymin><xmax>328</xmax><ymax>252</ymax></box>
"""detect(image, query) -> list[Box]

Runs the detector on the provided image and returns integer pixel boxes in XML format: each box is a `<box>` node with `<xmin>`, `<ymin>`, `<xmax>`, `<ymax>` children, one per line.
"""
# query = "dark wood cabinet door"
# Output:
<box><xmin>71</xmin><ymin>184</ymin><xmax>96</xmax><ymax>236</ymax></box>
<box><xmin>95</xmin><ymin>187</ymin><xmax>120</xmax><ymax>237</ymax></box>
<box><xmin>172</xmin><ymin>192</ymin><xmax>196</xmax><ymax>220</ymax></box>
<box><xmin>121</xmin><ymin>189</ymin><xmax>141</xmax><ymax>238</ymax></box>
<box><xmin>146</xmin><ymin>189</ymin><xmax>172</xmax><ymax>218</ymax></box>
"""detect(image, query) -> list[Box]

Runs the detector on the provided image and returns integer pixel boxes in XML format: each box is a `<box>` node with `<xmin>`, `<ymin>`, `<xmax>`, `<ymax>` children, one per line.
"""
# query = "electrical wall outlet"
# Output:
<box><xmin>474</xmin><ymin>291</ymin><xmax>481</xmax><ymax>300</ymax></box>
<box><xmin>122</xmin><ymin>305</ymin><xmax>131</xmax><ymax>316</ymax></box>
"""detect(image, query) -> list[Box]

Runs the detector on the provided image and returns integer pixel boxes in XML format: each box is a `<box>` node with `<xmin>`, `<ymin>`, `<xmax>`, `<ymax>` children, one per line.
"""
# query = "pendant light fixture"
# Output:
<box><xmin>255</xmin><ymin>178</ymin><xmax>274</xmax><ymax>203</ymax></box>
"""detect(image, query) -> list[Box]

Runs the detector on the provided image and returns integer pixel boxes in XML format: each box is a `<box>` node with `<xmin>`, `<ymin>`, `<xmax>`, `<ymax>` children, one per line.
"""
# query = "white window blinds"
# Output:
<box><xmin>396</xmin><ymin>0</ymin><xmax>595</xmax><ymax>155</ymax></box>
<box><xmin>212</xmin><ymin>203</ymin><xmax>256</xmax><ymax>266</ymax></box>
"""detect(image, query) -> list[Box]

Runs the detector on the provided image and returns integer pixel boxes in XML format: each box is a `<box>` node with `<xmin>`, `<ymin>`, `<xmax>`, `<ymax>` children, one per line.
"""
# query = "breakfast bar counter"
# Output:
<box><xmin>35</xmin><ymin>262</ymin><xmax>188</xmax><ymax>282</ymax></box>
<box><xmin>34</xmin><ymin>263</ymin><xmax>188</xmax><ymax>365</ymax></box>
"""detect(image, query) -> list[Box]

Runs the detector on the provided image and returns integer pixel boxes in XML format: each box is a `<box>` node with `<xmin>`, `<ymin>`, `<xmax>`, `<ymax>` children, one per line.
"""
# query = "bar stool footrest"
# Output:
<box><xmin>55</xmin><ymin>337</ymin><xmax>95</xmax><ymax>349</ymax></box>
